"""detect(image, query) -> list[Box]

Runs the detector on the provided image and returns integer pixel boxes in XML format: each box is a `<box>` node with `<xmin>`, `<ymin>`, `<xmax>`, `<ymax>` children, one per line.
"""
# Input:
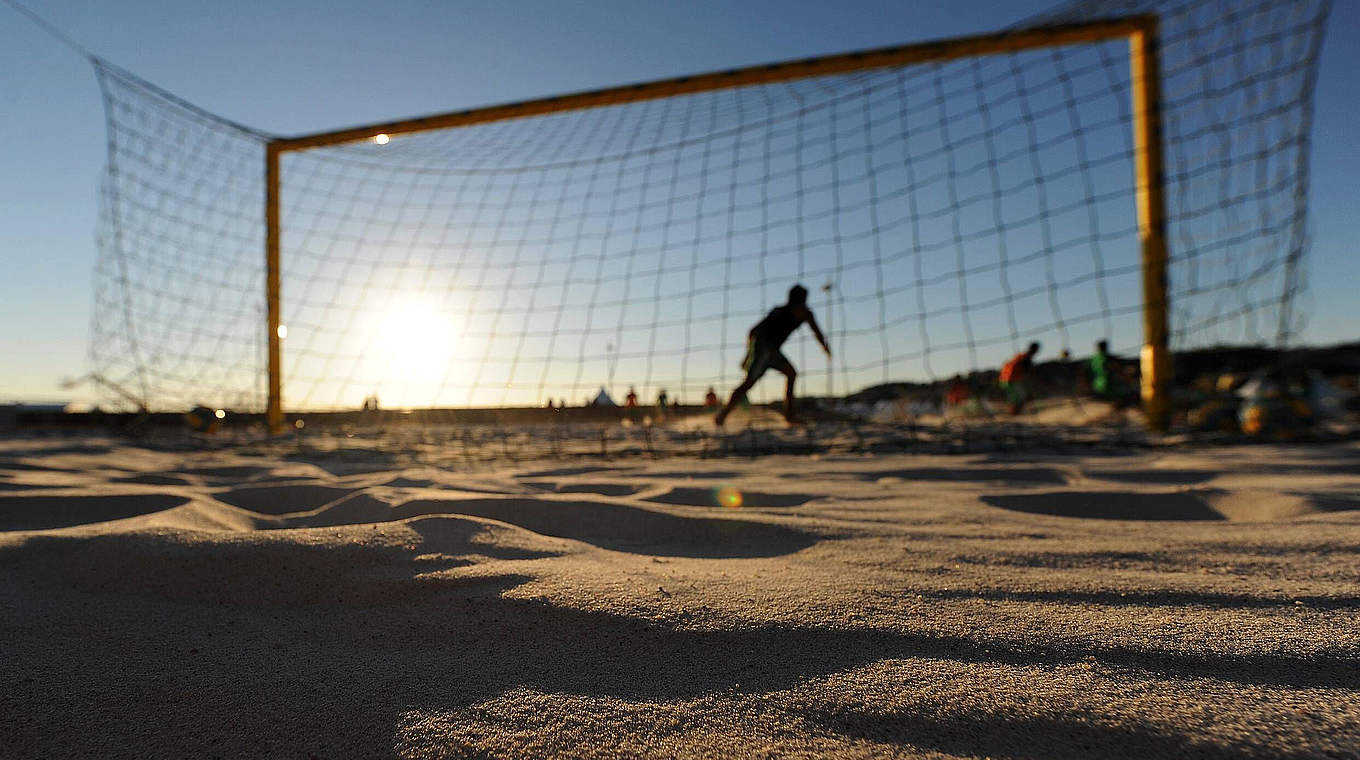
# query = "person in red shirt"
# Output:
<box><xmin>999</xmin><ymin>342</ymin><xmax>1040</xmax><ymax>415</ymax></box>
<box><xmin>624</xmin><ymin>387</ymin><xmax>638</xmax><ymax>408</ymax></box>
<box><xmin>946</xmin><ymin>375</ymin><xmax>970</xmax><ymax>407</ymax></box>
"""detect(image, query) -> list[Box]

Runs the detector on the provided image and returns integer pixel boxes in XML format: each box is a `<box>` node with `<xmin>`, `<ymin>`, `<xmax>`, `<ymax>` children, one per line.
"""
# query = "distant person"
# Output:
<box><xmin>1088</xmin><ymin>340</ymin><xmax>1136</xmax><ymax>409</ymax></box>
<box><xmin>657</xmin><ymin>389</ymin><xmax>669</xmax><ymax>408</ymax></box>
<box><xmin>946</xmin><ymin>375</ymin><xmax>970</xmax><ymax>407</ymax></box>
<box><xmin>715</xmin><ymin>283</ymin><xmax>830</xmax><ymax>426</ymax></box>
<box><xmin>546</xmin><ymin>398</ymin><xmax>555</xmax><ymax>409</ymax></box>
<box><xmin>999</xmin><ymin>342</ymin><xmax>1040</xmax><ymax>415</ymax></box>
<box><xmin>625</xmin><ymin>387</ymin><xmax>638</xmax><ymax>408</ymax></box>
<box><xmin>704</xmin><ymin>387</ymin><xmax>720</xmax><ymax>408</ymax></box>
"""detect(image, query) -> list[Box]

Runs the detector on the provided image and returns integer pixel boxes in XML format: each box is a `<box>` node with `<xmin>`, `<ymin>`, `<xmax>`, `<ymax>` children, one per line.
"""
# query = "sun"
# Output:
<box><xmin>363</xmin><ymin>297</ymin><xmax>459</xmax><ymax>403</ymax></box>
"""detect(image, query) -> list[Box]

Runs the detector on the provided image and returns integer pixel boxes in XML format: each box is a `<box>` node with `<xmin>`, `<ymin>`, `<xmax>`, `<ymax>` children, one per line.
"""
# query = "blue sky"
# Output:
<box><xmin>1</xmin><ymin>0</ymin><xmax>1355</xmax><ymax>406</ymax></box>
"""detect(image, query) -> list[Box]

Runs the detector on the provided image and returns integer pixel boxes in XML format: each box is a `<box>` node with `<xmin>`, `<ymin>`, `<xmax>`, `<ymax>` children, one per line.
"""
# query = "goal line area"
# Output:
<box><xmin>88</xmin><ymin>0</ymin><xmax>1329</xmax><ymax>438</ymax></box>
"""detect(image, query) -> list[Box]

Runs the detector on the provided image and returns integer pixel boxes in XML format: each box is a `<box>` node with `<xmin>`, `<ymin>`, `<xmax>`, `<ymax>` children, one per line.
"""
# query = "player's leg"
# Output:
<box><xmin>717</xmin><ymin>338</ymin><xmax>777</xmax><ymax>426</ymax></box>
<box><xmin>773</xmin><ymin>353</ymin><xmax>799</xmax><ymax>423</ymax></box>
<box><xmin>1002</xmin><ymin>381</ymin><xmax>1022</xmax><ymax>415</ymax></box>
<box><xmin>716</xmin><ymin>372</ymin><xmax>759</xmax><ymax>425</ymax></box>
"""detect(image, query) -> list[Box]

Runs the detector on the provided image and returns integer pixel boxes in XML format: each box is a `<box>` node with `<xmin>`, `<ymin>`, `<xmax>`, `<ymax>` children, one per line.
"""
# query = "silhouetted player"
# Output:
<box><xmin>715</xmin><ymin>284</ymin><xmax>829</xmax><ymax>426</ymax></box>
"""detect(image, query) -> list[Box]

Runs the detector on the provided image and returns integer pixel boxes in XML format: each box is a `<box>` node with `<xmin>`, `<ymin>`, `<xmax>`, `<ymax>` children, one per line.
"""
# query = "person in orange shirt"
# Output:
<box><xmin>999</xmin><ymin>342</ymin><xmax>1040</xmax><ymax>415</ymax></box>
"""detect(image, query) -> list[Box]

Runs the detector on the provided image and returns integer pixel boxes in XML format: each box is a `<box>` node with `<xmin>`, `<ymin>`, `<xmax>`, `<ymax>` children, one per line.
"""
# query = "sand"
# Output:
<box><xmin>1</xmin><ymin>430</ymin><xmax>1357</xmax><ymax>758</ymax></box>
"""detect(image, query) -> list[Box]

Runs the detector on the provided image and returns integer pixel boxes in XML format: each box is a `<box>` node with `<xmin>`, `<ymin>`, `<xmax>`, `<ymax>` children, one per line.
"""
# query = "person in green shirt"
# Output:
<box><xmin>1089</xmin><ymin>340</ymin><xmax>1135</xmax><ymax>407</ymax></box>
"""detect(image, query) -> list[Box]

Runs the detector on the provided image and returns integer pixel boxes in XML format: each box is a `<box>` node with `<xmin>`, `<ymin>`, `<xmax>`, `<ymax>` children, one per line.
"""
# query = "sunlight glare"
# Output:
<box><xmin>364</xmin><ymin>297</ymin><xmax>458</xmax><ymax>405</ymax></box>
<box><xmin>715</xmin><ymin>485</ymin><xmax>743</xmax><ymax>509</ymax></box>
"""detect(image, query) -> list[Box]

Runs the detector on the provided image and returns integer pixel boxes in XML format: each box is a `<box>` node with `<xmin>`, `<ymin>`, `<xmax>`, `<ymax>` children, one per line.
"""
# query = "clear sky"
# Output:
<box><xmin>1</xmin><ymin>0</ymin><xmax>1356</xmax><ymax>406</ymax></box>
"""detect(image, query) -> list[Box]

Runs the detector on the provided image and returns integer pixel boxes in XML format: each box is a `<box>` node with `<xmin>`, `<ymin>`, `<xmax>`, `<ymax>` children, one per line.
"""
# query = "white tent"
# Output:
<box><xmin>589</xmin><ymin>387</ymin><xmax>618</xmax><ymax>407</ymax></box>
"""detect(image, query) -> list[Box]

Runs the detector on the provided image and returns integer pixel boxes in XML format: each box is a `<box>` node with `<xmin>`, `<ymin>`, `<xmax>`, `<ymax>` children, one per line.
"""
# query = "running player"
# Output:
<box><xmin>715</xmin><ymin>284</ymin><xmax>830</xmax><ymax>426</ymax></box>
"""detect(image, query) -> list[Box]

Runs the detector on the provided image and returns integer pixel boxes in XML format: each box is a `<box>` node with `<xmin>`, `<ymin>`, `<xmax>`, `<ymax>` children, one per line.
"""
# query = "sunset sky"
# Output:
<box><xmin>1</xmin><ymin>0</ymin><xmax>1355</xmax><ymax>406</ymax></box>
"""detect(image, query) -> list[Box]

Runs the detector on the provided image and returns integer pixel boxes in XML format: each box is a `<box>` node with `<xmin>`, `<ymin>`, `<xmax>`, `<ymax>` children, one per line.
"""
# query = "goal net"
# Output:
<box><xmin>88</xmin><ymin>0</ymin><xmax>1329</xmax><ymax>416</ymax></box>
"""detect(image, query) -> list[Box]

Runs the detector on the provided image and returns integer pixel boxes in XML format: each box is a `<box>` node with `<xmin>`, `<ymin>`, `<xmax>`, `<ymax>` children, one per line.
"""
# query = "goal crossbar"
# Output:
<box><xmin>263</xmin><ymin>13</ymin><xmax>1169</xmax><ymax>433</ymax></box>
<box><xmin>270</xmin><ymin>15</ymin><xmax>1156</xmax><ymax>152</ymax></box>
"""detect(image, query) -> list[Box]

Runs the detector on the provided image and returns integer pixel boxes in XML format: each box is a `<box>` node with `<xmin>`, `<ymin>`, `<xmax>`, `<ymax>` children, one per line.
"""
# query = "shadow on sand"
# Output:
<box><xmin>216</xmin><ymin>484</ymin><xmax>360</xmax><ymax>515</ymax></box>
<box><xmin>618</xmin><ymin>470</ymin><xmax>743</xmax><ymax>481</ymax></box>
<box><xmin>5</xmin><ymin>530</ymin><xmax>1353</xmax><ymax>757</ymax></box>
<box><xmin>521</xmin><ymin>481</ymin><xmax>644</xmax><ymax>498</ymax></box>
<box><xmin>386</xmin><ymin>498</ymin><xmax>820</xmax><ymax>558</ymax></box>
<box><xmin>1083</xmin><ymin>468</ymin><xmax>1218</xmax><ymax>485</ymax></box>
<box><xmin>5</xmin><ymin>527</ymin><xmax>1354</xmax><ymax>755</ymax></box>
<box><xmin>173</xmin><ymin>465</ymin><xmax>274</xmax><ymax>483</ymax></box>
<box><xmin>113</xmin><ymin>473</ymin><xmax>195</xmax><ymax>486</ymax></box>
<box><xmin>913</xmin><ymin>586</ymin><xmax>1360</xmax><ymax>611</ymax></box>
<box><xmin>0</xmin><ymin>494</ymin><xmax>189</xmax><ymax>531</ymax></box>
<box><xmin>283</xmin><ymin>449</ymin><xmax>402</xmax><ymax>476</ymax></box>
<box><xmin>0</xmin><ymin>483</ymin><xmax>60</xmax><ymax>492</ymax></box>
<box><xmin>0</xmin><ymin>459</ymin><xmax>75</xmax><ymax>473</ymax></box>
<box><xmin>793</xmin><ymin>467</ymin><xmax>1068</xmax><ymax>485</ymax></box>
<box><xmin>645</xmin><ymin>487</ymin><xmax>815</xmax><ymax>509</ymax></box>
<box><xmin>981</xmin><ymin>491</ymin><xmax>1225</xmax><ymax>521</ymax></box>
<box><xmin>1306</xmin><ymin>492</ymin><xmax>1360</xmax><ymax>514</ymax></box>
<box><xmin>516</xmin><ymin>466</ymin><xmax>641</xmax><ymax>479</ymax></box>
<box><xmin>796</xmin><ymin>703</ymin><xmax>1328</xmax><ymax>760</ymax></box>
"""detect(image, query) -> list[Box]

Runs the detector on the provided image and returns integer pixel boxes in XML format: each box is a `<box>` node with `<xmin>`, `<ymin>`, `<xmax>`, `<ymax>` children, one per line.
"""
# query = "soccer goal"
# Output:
<box><xmin>89</xmin><ymin>0</ymin><xmax>1329</xmax><ymax>433</ymax></box>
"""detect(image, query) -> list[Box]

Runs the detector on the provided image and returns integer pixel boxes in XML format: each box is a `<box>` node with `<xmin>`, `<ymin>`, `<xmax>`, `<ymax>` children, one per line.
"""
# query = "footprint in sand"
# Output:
<box><xmin>520</xmin><ymin>481</ymin><xmax>643</xmax><ymax>497</ymax></box>
<box><xmin>0</xmin><ymin>494</ymin><xmax>190</xmax><ymax>531</ymax></box>
<box><xmin>1083</xmin><ymin>469</ymin><xmax>1217</xmax><ymax>485</ymax></box>
<box><xmin>114</xmin><ymin>474</ymin><xmax>194</xmax><ymax>486</ymax></box>
<box><xmin>981</xmin><ymin>491</ymin><xmax>1224</xmax><ymax>521</ymax></box>
<box><xmin>980</xmin><ymin>489</ymin><xmax>1339</xmax><ymax>522</ymax></box>
<box><xmin>215</xmin><ymin>484</ymin><xmax>359</xmax><ymax>515</ymax></box>
<box><xmin>515</xmin><ymin>466</ymin><xmax>640</xmax><ymax>479</ymax></box>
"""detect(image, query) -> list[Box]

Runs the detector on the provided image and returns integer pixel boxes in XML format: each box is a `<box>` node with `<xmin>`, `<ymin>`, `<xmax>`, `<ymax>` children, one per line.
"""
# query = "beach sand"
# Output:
<box><xmin>1</xmin><ymin>431</ymin><xmax>1357</xmax><ymax>758</ymax></box>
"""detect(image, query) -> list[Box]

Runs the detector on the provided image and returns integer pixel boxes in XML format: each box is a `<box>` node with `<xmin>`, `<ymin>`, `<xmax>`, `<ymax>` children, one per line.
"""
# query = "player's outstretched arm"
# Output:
<box><xmin>806</xmin><ymin>311</ymin><xmax>831</xmax><ymax>356</ymax></box>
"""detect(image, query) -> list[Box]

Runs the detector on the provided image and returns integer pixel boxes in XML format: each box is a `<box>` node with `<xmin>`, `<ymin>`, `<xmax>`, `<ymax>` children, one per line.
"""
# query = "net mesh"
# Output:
<box><xmin>89</xmin><ymin>0</ymin><xmax>1329</xmax><ymax>414</ymax></box>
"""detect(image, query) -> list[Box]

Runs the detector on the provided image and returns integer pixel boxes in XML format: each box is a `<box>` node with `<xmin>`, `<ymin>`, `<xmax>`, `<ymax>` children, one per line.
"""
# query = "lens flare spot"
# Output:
<box><xmin>715</xmin><ymin>485</ymin><xmax>743</xmax><ymax>509</ymax></box>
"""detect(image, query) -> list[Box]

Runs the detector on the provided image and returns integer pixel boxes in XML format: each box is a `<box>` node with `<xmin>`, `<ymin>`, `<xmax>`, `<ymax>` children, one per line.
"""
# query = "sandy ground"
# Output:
<box><xmin>1</xmin><ymin>430</ymin><xmax>1357</xmax><ymax>758</ymax></box>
